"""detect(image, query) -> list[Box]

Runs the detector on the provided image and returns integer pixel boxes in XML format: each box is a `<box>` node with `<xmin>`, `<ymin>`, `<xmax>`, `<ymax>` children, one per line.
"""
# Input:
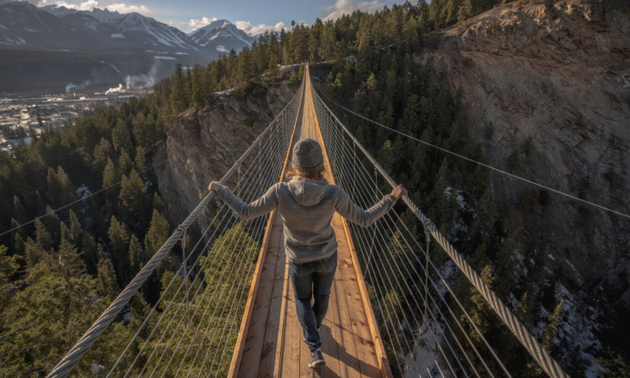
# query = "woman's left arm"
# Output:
<box><xmin>208</xmin><ymin>181</ymin><xmax>278</xmax><ymax>220</ymax></box>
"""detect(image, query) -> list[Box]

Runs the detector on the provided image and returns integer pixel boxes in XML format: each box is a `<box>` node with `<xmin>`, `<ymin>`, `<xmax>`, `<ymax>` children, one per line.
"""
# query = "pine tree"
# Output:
<box><xmin>68</xmin><ymin>209</ymin><xmax>82</xmax><ymax>249</ymax></box>
<box><xmin>191</xmin><ymin>64</ymin><xmax>206</xmax><ymax>110</ymax></box>
<box><xmin>144</xmin><ymin>209</ymin><xmax>169</xmax><ymax>258</ymax></box>
<box><xmin>119</xmin><ymin>168</ymin><xmax>149</xmax><ymax>227</ymax></box>
<box><xmin>542</xmin><ymin>300</ymin><xmax>564</xmax><ymax>352</ymax></box>
<box><xmin>93</xmin><ymin>137</ymin><xmax>113</xmax><ymax>174</ymax></box>
<box><xmin>0</xmin><ymin>245</ymin><xmax>19</xmax><ymax>310</ymax></box>
<box><xmin>57</xmin><ymin>237</ymin><xmax>86</xmax><ymax>278</ymax></box>
<box><xmin>83</xmin><ymin>232</ymin><xmax>98</xmax><ymax>275</ymax></box>
<box><xmin>129</xmin><ymin>234</ymin><xmax>145</xmax><ymax>273</ymax></box>
<box><xmin>34</xmin><ymin>218</ymin><xmax>53</xmax><ymax>251</ymax></box>
<box><xmin>118</xmin><ymin>148</ymin><xmax>133</xmax><ymax>177</ymax></box>
<box><xmin>97</xmin><ymin>256</ymin><xmax>120</xmax><ymax>298</ymax></box>
<box><xmin>135</xmin><ymin>145</ymin><xmax>147</xmax><ymax>173</ymax></box>
<box><xmin>24</xmin><ymin>236</ymin><xmax>45</xmax><ymax>269</ymax></box>
<box><xmin>170</xmin><ymin>64</ymin><xmax>188</xmax><ymax>115</ymax></box>
<box><xmin>108</xmin><ymin>216</ymin><xmax>131</xmax><ymax>284</ymax></box>
<box><xmin>112</xmin><ymin>118</ymin><xmax>133</xmax><ymax>153</ymax></box>
<box><xmin>103</xmin><ymin>157</ymin><xmax>119</xmax><ymax>215</ymax></box>
<box><xmin>13</xmin><ymin>195</ymin><xmax>26</xmax><ymax>224</ymax></box>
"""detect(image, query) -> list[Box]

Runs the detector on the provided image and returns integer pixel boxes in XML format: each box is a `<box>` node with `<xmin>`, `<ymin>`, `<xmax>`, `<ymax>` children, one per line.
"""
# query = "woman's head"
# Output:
<box><xmin>289</xmin><ymin>138</ymin><xmax>325</xmax><ymax>181</ymax></box>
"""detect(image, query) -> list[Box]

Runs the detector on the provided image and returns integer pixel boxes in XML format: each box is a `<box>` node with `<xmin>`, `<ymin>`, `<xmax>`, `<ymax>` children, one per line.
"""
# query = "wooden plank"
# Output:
<box><xmin>340</xmin><ymin>218</ymin><xmax>393</xmax><ymax>378</ymax></box>
<box><xmin>257</xmin><ymin>243</ymin><xmax>287</xmax><ymax>378</ymax></box>
<box><xmin>237</xmin><ymin>227</ymin><xmax>282</xmax><ymax>378</ymax></box>
<box><xmin>330</xmin><ymin>250</ymin><xmax>362</xmax><ymax>378</ymax></box>
<box><xmin>272</xmin><ymin>255</ymin><xmax>289</xmax><ymax>378</ymax></box>
<box><xmin>228</xmin><ymin>65</ymin><xmax>306</xmax><ymax>378</ymax></box>
<box><xmin>304</xmin><ymin>65</ymin><xmax>393</xmax><ymax>378</ymax></box>
<box><xmin>335</xmin><ymin>228</ymin><xmax>381</xmax><ymax>377</ymax></box>
<box><xmin>324</xmin><ymin>278</ymin><xmax>344</xmax><ymax>378</ymax></box>
<box><xmin>227</xmin><ymin>209</ymin><xmax>278</xmax><ymax>377</ymax></box>
<box><xmin>282</xmin><ymin>284</ymin><xmax>302</xmax><ymax>377</ymax></box>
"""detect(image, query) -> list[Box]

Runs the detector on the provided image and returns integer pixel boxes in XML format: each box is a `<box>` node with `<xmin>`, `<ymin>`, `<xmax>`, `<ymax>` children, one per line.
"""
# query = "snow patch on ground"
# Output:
<box><xmin>122</xmin><ymin>312</ymin><xmax>132</xmax><ymax>323</ymax></box>
<box><xmin>110</xmin><ymin>33</ymin><xmax>125</xmax><ymax>38</ymax></box>
<box><xmin>154</xmin><ymin>55</ymin><xmax>176</xmax><ymax>60</ymax></box>
<box><xmin>75</xmin><ymin>184</ymin><xmax>88</xmax><ymax>199</ymax></box>
<box><xmin>554</xmin><ymin>283</ymin><xmax>602</xmax><ymax>375</ymax></box>
<box><xmin>175</xmin><ymin>51</ymin><xmax>189</xmax><ymax>55</ymax></box>
<box><xmin>216</xmin><ymin>45</ymin><xmax>228</xmax><ymax>53</ymax></box>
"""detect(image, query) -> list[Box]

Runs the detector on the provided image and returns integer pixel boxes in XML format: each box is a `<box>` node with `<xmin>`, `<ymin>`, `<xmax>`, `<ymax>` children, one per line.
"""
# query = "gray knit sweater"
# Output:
<box><xmin>217</xmin><ymin>177</ymin><xmax>396</xmax><ymax>263</ymax></box>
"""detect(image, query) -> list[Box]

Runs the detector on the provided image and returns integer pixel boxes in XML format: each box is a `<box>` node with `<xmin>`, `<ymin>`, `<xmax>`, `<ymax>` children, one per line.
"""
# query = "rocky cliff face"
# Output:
<box><xmin>416</xmin><ymin>0</ymin><xmax>629</xmax><ymax>360</ymax></box>
<box><xmin>154</xmin><ymin>84</ymin><xmax>297</xmax><ymax>236</ymax></box>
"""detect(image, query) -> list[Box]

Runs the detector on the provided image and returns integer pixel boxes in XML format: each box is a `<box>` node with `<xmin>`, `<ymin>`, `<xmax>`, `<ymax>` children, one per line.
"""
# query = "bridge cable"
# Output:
<box><xmin>312</xmin><ymin>85</ymin><xmax>570</xmax><ymax>378</ymax></box>
<box><xmin>329</xmin><ymin>130</ymin><xmax>490</xmax><ymax>377</ymax></box>
<box><xmin>321</xmin><ymin>101</ymin><xmax>512</xmax><ymax>376</ymax></box>
<box><xmin>116</xmin><ymin>112</ymin><xmax>292</xmax><ymax>377</ymax></box>
<box><xmin>48</xmin><ymin>80</ymin><xmax>304</xmax><ymax>378</ymax></box>
<box><xmin>317</xmin><ymin>89</ymin><xmax>630</xmax><ymax>221</ymax></box>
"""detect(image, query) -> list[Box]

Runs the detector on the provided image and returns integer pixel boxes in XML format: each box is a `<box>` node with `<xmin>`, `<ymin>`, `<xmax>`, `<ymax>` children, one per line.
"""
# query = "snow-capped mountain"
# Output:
<box><xmin>188</xmin><ymin>19</ymin><xmax>255</xmax><ymax>54</ymax></box>
<box><xmin>0</xmin><ymin>1</ymin><xmax>256</xmax><ymax>58</ymax></box>
<box><xmin>0</xmin><ymin>0</ymin><xmax>100</xmax><ymax>49</ymax></box>
<box><xmin>40</xmin><ymin>5</ymin><xmax>198</xmax><ymax>51</ymax></box>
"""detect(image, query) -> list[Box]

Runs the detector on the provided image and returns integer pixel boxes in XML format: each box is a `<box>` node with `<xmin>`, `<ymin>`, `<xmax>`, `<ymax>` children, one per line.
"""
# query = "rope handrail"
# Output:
<box><xmin>310</xmin><ymin>84</ymin><xmax>570</xmax><ymax>378</ymax></box>
<box><xmin>47</xmin><ymin>80</ymin><xmax>305</xmax><ymax>378</ymax></box>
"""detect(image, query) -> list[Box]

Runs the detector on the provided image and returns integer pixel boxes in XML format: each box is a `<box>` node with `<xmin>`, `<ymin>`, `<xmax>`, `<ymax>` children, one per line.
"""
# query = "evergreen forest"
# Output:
<box><xmin>0</xmin><ymin>0</ymin><xmax>625</xmax><ymax>376</ymax></box>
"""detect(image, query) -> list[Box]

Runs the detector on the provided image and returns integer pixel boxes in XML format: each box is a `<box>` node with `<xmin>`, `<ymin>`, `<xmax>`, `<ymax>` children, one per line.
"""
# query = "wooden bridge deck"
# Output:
<box><xmin>229</xmin><ymin>66</ymin><xmax>390</xmax><ymax>378</ymax></box>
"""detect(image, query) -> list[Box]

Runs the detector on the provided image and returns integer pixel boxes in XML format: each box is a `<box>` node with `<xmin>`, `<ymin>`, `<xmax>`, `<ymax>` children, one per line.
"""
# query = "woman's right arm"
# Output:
<box><xmin>334</xmin><ymin>185</ymin><xmax>407</xmax><ymax>227</ymax></box>
<box><xmin>209</xmin><ymin>182</ymin><xmax>278</xmax><ymax>220</ymax></box>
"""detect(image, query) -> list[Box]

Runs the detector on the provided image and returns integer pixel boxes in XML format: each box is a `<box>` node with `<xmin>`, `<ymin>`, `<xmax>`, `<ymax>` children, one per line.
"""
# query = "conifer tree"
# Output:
<box><xmin>0</xmin><ymin>245</ymin><xmax>19</xmax><ymax>309</ymax></box>
<box><xmin>97</xmin><ymin>256</ymin><xmax>120</xmax><ymax>298</ymax></box>
<box><xmin>93</xmin><ymin>137</ymin><xmax>113</xmax><ymax>174</ymax></box>
<box><xmin>191</xmin><ymin>64</ymin><xmax>206</xmax><ymax>110</ymax></box>
<box><xmin>119</xmin><ymin>168</ymin><xmax>149</xmax><ymax>227</ymax></box>
<box><xmin>112</xmin><ymin>118</ymin><xmax>133</xmax><ymax>153</ymax></box>
<box><xmin>542</xmin><ymin>300</ymin><xmax>564</xmax><ymax>353</ymax></box>
<box><xmin>12</xmin><ymin>195</ymin><xmax>26</xmax><ymax>224</ymax></box>
<box><xmin>129</xmin><ymin>234</ymin><xmax>145</xmax><ymax>273</ymax></box>
<box><xmin>144</xmin><ymin>209</ymin><xmax>169</xmax><ymax>259</ymax></box>
<box><xmin>135</xmin><ymin>145</ymin><xmax>147</xmax><ymax>173</ymax></box>
<box><xmin>118</xmin><ymin>148</ymin><xmax>133</xmax><ymax>177</ymax></box>
<box><xmin>83</xmin><ymin>232</ymin><xmax>98</xmax><ymax>275</ymax></box>
<box><xmin>34</xmin><ymin>218</ymin><xmax>53</xmax><ymax>251</ymax></box>
<box><xmin>68</xmin><ymin>209</ymin><xmax>82</xmax><ymax>249</ymax></box>
<box><xmin>170</xmin><ymin>64</ymin><xmax>188</xmax><ymax>115</ymax></box>
<box><xmin>108</xmin><ymin>216</ymin><xmax>131</xmax><ymax>284</ymax></box>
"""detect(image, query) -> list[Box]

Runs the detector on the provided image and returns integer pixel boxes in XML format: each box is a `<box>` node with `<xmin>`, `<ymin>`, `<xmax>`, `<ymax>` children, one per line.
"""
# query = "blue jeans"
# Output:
<box><xmin>288</xmin><ymin>251</ymin><xmax>337</xmax><ymax>352</ymax></box>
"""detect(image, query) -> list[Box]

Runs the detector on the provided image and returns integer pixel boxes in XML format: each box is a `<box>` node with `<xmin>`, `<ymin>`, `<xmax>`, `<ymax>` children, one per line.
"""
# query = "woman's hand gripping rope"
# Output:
<box><xmin>390</xmin><ymin>184</ymin><xmax>408</xmax><ymax>200</ymax></box>
<box><xmin>208</xmin><ymin>181</ymin><xmax>224</xmax><ymax>193</ymax></box>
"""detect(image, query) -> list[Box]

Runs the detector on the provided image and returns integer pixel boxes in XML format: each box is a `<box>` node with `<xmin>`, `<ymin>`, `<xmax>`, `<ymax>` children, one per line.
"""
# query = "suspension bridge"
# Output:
<box><xmin>47</xmin><ymin>65</ymin><xmax>570</xmax><ymax>378</ymax></box>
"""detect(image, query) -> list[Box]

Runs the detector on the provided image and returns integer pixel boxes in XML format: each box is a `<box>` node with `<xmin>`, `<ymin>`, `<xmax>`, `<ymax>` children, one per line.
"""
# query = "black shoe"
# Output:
<box><xmin>308</xmin><ymin>350</ymin><xmax>325</xmax><ymax>368</ymax></box>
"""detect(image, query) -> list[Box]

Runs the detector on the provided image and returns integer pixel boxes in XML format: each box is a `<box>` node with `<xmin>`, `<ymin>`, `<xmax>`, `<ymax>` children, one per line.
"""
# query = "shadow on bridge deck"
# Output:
<box><xmin>229</xmin><ymin>66</ymin><xmax>390</xmax><ymax>378</ymax></box>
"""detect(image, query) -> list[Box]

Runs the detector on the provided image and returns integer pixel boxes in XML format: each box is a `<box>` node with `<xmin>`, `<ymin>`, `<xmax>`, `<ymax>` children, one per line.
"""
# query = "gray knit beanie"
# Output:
<box><xmin>292</xmin><ymin>138</ymin><xmax>324</xmax><ymax>173</ymax></box>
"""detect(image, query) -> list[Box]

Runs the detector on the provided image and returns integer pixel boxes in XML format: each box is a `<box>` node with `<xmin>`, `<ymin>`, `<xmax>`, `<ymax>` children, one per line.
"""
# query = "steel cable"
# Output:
<box><xmin>312</xmin><ymin>85</ymin><xmax>570</xmax><ymax>378</ymax></box>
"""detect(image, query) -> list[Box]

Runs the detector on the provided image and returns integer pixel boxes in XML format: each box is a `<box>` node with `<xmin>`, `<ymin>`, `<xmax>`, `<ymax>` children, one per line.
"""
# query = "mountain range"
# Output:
<box><xmin>0</xmin><ymin>0</ymin><xmax>258</xmax><ymax>56</ymax></box>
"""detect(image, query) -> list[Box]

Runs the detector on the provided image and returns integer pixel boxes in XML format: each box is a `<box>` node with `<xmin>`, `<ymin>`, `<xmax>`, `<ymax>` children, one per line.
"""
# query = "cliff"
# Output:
<box><xmin>153</xmin><ymin>83</ymin><xmax>297</xmax><ymax>237</ymax></box>
<box><xmin>415</xmin><ymin>0</ymin><xmax>629</xmax><ymax>362</ymax></box>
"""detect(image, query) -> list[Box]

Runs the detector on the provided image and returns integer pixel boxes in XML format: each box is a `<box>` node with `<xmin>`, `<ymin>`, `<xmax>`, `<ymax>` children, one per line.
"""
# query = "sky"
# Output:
<box><xmin>31</xmin><ymin>0</ymin><xmax>396</xmax><ymax>34</ymax></box>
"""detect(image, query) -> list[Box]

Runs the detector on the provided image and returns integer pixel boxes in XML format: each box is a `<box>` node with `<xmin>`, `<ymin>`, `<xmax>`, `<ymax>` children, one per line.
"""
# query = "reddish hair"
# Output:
<box><xmin>286</xmin><ymin>167</ymin><xmax>326</xmax><ymax>181</ymax></box>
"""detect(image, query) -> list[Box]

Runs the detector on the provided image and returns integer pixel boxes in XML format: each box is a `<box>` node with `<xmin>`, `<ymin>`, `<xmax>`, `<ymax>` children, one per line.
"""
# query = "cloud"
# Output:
<box><xmin>55</xmin><ymin>0</ymin><xmax>98</xmax><ymax>11</ymax></box>
<box><xmin>235</xmin><ymin>20</ymin><xmax>285</xmax><ymax>36</ymax></box>
<box><xmin>105</xmin><ymin>3</ymin><xmax>151</xmax><ymax>14</ymax></box>
<box><xmin>324</xmin><ymin>0</ymin><xmax>384</xmax><ymax>21</ymax></box>
<box><xmin>189</xmin><ymin>16</ymin><xmax>218</xmax><ymax>29</ymax></box>
<box><xmin>53</xmin><ymin>0</ymin><xmax>151</xmax><ymax>14</ymax></box>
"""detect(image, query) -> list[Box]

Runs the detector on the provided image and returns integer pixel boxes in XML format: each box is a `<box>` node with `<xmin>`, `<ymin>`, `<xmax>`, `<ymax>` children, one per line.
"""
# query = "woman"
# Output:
<box><xmin>208</xmin><ymin>138</ymin><xmax>407</xmax><ymax>368</ymax></box>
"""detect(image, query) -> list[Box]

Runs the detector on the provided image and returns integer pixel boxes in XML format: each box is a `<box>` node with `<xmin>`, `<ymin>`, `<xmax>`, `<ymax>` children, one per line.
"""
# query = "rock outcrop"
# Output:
<box><xmin>154</xmin><ymin>83</ymin><xmax>297</xmax><ymax>236</ymax></box>
<box><xmin>416</xmin><ymin>0</ymin><xmax>629</xmax><ymax>361</ymax></box>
